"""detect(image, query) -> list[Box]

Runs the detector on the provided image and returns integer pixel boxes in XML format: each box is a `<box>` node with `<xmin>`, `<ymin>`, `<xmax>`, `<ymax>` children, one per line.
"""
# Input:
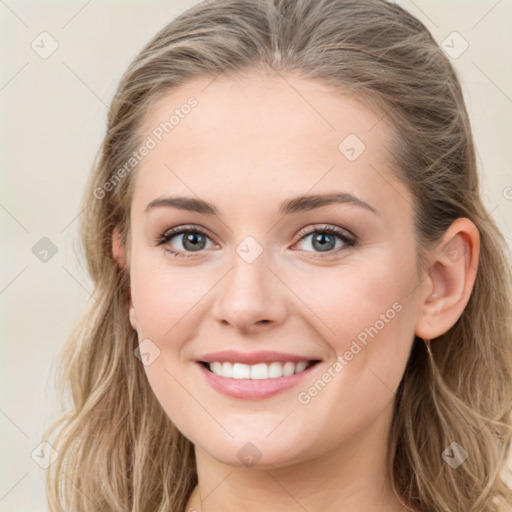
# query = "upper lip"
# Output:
<box><xmin>197</xmin><ymin>350</ymin><xmax>321</xmax><ymax>365</ymax></box>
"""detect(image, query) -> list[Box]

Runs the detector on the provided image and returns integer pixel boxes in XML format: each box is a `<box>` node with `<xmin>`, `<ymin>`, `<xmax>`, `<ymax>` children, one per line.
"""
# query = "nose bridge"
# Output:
<box><xmin>211</xmin><ymin>235</ymin><xmax>287</xmax><ymax>330</ymax></box>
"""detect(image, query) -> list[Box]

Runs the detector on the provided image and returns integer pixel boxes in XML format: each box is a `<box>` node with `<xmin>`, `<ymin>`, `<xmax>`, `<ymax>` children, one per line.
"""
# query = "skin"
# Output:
<box><xmin>113</xmin><ymin>69</ymin><xmax>479</xmax><ymax>512</ymax></box>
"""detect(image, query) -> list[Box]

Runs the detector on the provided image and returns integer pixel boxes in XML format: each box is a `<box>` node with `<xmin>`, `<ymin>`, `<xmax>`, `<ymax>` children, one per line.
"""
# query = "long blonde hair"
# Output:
<box><xmin>43</xmin><ymin>0</ymin><xmax>512</xmax><ymax>510</ymax></box>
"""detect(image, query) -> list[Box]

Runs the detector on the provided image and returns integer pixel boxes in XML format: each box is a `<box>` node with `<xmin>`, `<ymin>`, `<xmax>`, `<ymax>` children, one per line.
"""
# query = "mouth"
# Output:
<box><xmin>198</xmin><ymin>360</ymin><xmax>321</xmax><ymax>380</ymax></box>
<box><xmin>196</xmin><ymin>359</ymin><xmax>322</xmax><ymax>400</ymax></box>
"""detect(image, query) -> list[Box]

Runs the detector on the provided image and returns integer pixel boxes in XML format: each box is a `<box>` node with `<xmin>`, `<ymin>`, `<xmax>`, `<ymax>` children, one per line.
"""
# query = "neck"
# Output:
<box><xmin>185</xmin><ymin>405</ymin><xmax>413</xmax><ymax>512</ymax></box>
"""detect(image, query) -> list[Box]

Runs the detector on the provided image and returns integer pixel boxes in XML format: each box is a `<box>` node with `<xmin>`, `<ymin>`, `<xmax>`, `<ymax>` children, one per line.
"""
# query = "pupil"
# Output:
<box><xmin>313</xmin><ymin>233</ymin><xmax>334</xmax><ymax>252</ymax></box>
<box><xmin>184</xmin><ymin>233</ymin><xmax>205</xmax><ymax>251</ymax></box>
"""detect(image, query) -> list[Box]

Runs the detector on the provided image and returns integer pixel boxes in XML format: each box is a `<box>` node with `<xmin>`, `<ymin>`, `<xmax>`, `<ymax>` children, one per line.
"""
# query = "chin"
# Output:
<box><xmin>196</xmin><ymin>436</ymin><xmax>313</xmax><ymax>470</ymax></box>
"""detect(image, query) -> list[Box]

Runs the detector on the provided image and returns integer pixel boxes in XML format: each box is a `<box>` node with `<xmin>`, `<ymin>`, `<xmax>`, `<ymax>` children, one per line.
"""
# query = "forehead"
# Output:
<box><xmin>132</xmin><ymin>70</ymin><xmax>410</xmax><ymax>220</ymax></box>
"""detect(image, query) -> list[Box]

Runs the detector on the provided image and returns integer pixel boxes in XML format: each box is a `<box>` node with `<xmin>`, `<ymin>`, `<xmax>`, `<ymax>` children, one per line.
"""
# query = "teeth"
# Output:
<box><xmin>207</xmin><ymin>360</ymin><xmax>311</xmax><ymax>379</ymax></box>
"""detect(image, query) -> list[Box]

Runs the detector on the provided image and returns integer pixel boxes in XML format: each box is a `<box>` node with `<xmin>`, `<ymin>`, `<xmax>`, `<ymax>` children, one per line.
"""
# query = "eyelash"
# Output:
<box><xmin>156</xmin><ymin>224</ymin><xmax>357</xmax><ymax>259</ymax></box>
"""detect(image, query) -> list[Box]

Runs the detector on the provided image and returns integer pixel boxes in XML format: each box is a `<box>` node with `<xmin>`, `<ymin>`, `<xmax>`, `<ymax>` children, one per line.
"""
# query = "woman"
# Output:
<box><xmin>43</xmin><ymin>0</ymin><xmax>512</xmax><ymax>510</ymax></box>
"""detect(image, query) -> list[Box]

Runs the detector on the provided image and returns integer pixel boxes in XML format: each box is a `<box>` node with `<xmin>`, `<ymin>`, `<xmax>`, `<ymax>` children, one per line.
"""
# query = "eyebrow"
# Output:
<box><xmin>145</xmin><ymin>192</ymin><xmax>379</xmax><ymax>216</ymax></box>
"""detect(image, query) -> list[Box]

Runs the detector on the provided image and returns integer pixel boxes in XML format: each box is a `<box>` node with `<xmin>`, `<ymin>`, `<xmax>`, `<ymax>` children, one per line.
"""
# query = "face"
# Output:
<box><xmin>126</xmin><ymin>70</ymin><xmax>425</xmax><ymax>468</ymax></box>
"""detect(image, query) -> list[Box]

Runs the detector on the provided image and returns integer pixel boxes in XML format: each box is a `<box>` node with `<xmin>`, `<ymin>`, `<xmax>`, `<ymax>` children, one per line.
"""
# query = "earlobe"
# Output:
<box><xmin>112</xmin><ymin>229</ymin><xmax>126</xmax><ymax>268</ymax></box>
<box><xmin>129</xmin><ymin>303</ymin><xmax>137</xmax><ymax>331</ymax></box>
<box><xmin>415</xmin><ymin>218</ymin><xmax>480</xmax><ymax>340</ymax></box>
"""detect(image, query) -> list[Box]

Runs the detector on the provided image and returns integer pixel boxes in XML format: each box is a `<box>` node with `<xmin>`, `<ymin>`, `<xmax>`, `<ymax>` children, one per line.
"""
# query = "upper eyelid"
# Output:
<box><xmin>162</xmin><ymin>224</ymin><xmax>214</xmax><ymax>237</ymax></box>
<box><xmin>296</xmin><ymin>224</ymin><xmax>355</xmax><ymax>240</ymax></box>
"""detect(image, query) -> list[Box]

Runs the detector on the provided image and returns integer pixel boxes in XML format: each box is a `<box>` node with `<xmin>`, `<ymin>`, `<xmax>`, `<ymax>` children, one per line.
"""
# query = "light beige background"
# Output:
<box><xmin>0</xmin><ymin>1</ymin><xmax>511</xmax><ymax>510</ymax></box>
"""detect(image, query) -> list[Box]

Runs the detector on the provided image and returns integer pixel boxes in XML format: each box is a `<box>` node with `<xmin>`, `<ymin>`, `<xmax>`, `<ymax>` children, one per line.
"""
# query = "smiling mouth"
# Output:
<box><xmin>199</xmin><ymin>360</ymin><xmax>321</xmax><ymax>379</ymax></box>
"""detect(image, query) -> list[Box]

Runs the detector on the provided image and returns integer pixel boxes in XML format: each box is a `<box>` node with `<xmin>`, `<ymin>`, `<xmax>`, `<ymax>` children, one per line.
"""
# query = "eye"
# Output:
<box><xmin>156</xmin><ymin>225</ymin><xmax>216</xmax><ymax>258</ymax></box>
<box><xmin>156</xmin><ymin>223</ymin><xmax>357</xmax><ymax>259</ymax></box>
<box><xmin>293</xmin><ymin>225</ymin><xmax>357</xmax><ymax>256</ymax></box>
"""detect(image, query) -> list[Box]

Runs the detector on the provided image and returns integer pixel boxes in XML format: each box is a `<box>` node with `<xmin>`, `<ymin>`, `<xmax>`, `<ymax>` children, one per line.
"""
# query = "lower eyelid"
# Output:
<box><xmin>293</xmin><ymin>236</ymin><xmax>353</xmax><ymax>254</ymax></box>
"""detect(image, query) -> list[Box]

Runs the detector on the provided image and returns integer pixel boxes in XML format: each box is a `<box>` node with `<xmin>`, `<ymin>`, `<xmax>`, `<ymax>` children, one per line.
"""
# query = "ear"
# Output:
<box><xmin>129</xmin><ymin>303</ymin><xmax>138</xmax><ymax>331</ymax></box>
<box><xmin>112</xmin><ymin>228</ymin><xmax>126</xmax><ymax>268</ymax></box>
<box><xmin>415</xmin><ymin>217</ymin><xmax>480</xmax><ymax>340</ymax></box>
<box><xmin>112</xmin><ymin>229</ymin><xmax>137</xmax><ymax>330</ymax></box>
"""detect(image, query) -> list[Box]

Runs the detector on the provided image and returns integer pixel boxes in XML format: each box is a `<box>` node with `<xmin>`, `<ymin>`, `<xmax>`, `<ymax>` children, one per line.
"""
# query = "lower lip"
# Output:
<box><xmin>196</xmin><ymin>362</ymin><xmax>319</xmax><ymax>400</ymax></box>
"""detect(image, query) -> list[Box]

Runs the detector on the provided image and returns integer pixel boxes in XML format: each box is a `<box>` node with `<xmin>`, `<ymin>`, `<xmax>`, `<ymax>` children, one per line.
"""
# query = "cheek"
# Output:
<box><xmin>289</xmin><ymin>266</ymin><xmax>416</xmax><ymax>443</ymax></box>
<box><xmin>292</xmin><ymin>255</ymin><xmax>415</xmax><ymax>341</ymax></box>
<box><xmin>129</xmin><ymin>254</ymin><xmax>207</xmax><ymax>338</ymax></box>
<box><xmin>295</xmin><ymin>254</ymin><xmax>417</xmax><ymax>392</ymax></box>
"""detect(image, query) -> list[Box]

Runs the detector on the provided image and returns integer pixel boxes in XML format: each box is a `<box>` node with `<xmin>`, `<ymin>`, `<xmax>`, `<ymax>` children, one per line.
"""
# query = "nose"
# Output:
<box><xmin>211</xmin><ymin>246</ymin><xmax>288</xmax><ymax>333</ymax></box>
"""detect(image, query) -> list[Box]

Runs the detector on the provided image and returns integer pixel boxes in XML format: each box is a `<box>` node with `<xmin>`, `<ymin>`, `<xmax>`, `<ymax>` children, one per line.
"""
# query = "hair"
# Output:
<box><xmin>43</xmin><ymin>0</ymin><xmax>512</xmax><ymax>510</ymax></box>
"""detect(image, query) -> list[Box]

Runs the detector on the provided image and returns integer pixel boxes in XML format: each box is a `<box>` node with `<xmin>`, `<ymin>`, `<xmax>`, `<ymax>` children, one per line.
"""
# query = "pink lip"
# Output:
<box><xmin>197</xmin><ymin>350</ymin><xmax>320</xmax><ymax>365</ymax></box>
<box><xmin>196</xmin><ymin>360</ymin><xmax>320</xmax><ymax>400</ymax></box>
